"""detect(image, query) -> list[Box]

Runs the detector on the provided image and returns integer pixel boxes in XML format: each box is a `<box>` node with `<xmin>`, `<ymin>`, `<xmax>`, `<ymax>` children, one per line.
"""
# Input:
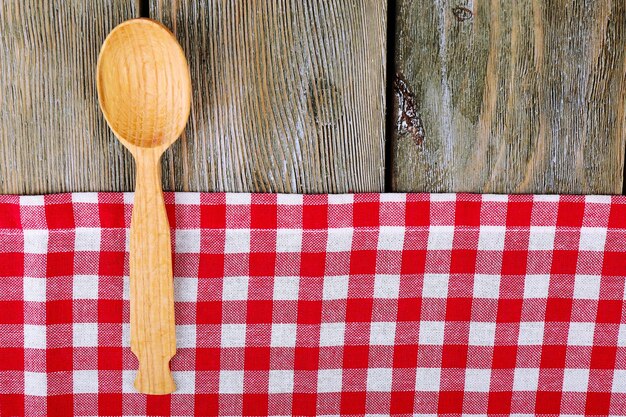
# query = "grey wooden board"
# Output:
<box><xmin>392</xmin><ymin>0</ymin><xmax>626</xmax><ymax>194</ymax></box>
<box><xmin>0</xmin><ymin>0</ymin><xmax>140</xmax><ymax>194</ymax></box>
<box><xmin>151</xmin><ymin>0</ymin><xmax>386</xmax><ymax>193</ymax></box>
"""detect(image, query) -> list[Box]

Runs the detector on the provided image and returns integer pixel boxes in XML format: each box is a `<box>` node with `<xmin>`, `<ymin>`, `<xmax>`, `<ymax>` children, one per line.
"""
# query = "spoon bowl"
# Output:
<box><xmin>97</xmin><ymin>18</ymin><xmax>191</xmax><ymax>395</ymax></box>
<box><xmin>97</xmin><ymin>18</ymin><xmax>191</xmax><ymax>150</ymax></box>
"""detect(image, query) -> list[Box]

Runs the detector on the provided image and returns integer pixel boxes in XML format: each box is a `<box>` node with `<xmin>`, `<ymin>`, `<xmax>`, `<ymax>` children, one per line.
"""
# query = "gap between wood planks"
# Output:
<box><xmin>139</xmin><ymin>0</ymin><xmax>149</xmax><ymax>18</ymax></box>
<box><xmin>384</xmin><ymin>0</ymin><xmax>397</xmax><ymax>192</ymax></box>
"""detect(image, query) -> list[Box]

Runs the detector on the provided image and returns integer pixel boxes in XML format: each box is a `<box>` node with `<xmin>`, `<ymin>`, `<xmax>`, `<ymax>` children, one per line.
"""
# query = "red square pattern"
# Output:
<box><xmin>201</xmin><ymin>204</ymin><xmax>226</xmax><ymax>229</ymax></box>
<box><xmin>0</xmin><ymin>253</ymin><xmax>24</xmax><ymax>277</ymax></box>
<box><xmin>0</xmin><ymin>203</ymin><xmax>21</xmax><ymax>228</ymax></box>
<box><xmin>251</xmin><ymin>204</ymin><xmax>277</xmax><ymax>229</ymax></box>
<box><xmin>455</xmin><ymin>200</ymin><xmax>482</xmax><ymax>226</ymax></box>
<box><xmin>0</xmin><ymin>193</ymin><xmax>623</xmax><ymax>416</ymax></box>
<box><xmin>98</xmin><ymin>203</ymin><xmax>125</xmax><ymax>228</ymax></box>
<box><xmin>353</xmin><ymin>202</ymin><xmax>379</xmax><ymax>227</ymax></box>
<box><xmin>45</xmin><ymin>202</ymin><xmax>75</xmax><ymax>229</ymax></box>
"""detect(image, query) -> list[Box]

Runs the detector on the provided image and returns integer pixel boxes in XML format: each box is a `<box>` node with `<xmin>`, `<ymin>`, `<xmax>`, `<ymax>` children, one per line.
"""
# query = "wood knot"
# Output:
<box><xmin>308</xmin><ymin>77</ymin><xmax>342</xmax><ymax>127</ymax></box>
<box><xmin>393</xmin><ymin>72</ymin><xmax>425</xmax><ymax>146</ymax></box>
<box><xmin>452</xmin><ymin>6</ymin><xmax>473</xmax><ymax>22</ymax></box>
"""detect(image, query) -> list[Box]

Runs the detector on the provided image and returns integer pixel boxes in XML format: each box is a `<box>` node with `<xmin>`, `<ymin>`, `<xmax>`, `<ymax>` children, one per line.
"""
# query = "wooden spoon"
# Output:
<box><xmin>96</xmin><ymin>18</ymin><xmax>191</xmax><ymax>394</ymax></box>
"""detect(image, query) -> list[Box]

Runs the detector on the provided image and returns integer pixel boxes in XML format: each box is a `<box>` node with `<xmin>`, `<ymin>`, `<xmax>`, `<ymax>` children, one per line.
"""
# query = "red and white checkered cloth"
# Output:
<box><xmin>0</xmin><ymin>193</ymin><xmax>625</xmax><ymax>416</ymax></box>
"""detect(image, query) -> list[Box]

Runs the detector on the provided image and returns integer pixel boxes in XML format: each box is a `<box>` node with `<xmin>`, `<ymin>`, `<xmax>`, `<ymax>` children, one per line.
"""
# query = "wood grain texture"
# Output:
<box><xmin>152</xmin><ymin>0</ymin><xmax>386</xmax><ymax>193</ymax></box>
<box><xmin>392</xmin><ymin>0</ymin><xmax>626</xmax><ymax>194</ymax></box>
<box><xmin>130</xmin><ymin>150</ymin><xmax>176</xmax><ymax>394</ymax></box>
<box><xmin>0</xmin><ymin>1</ymin><xmax>140</xmax><ymax>194</ymax></box>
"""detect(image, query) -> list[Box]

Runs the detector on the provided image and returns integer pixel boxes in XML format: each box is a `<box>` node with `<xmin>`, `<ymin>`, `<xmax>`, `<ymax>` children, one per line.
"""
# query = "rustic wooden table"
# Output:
<box><xmin>1</xmin><ymin>1</ymin><xmax>624</xmax><ymax>195</ymax></box>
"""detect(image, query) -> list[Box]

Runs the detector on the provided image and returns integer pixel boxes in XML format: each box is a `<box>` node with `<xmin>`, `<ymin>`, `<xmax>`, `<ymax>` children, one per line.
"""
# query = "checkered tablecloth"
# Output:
<box><xmin>0</xmin><ymin>193</ymin><xmax>625</xmax><ymax>416</ymax></box>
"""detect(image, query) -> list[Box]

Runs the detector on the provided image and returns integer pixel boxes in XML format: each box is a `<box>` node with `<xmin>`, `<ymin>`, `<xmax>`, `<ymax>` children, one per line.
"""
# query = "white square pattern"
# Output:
<box><xmin>72</xmin><ymin>193</ymin><xmax>99</xmax><ymax>203</ymax></box>
<box><xmin>578</xmin><ymin>227</ymin><xmax>607</xmax><ymax>251</ymax></box>
<box><xmin>513</xmin><ymin>368</ymin><xmax>539</xmax><ymax>391</ymax></box>
<box><xmin>73</xmin><ymin>323</ymin><xmax>98</xmax><ymax>347</ymax></box>
<box><xmin>222</xmin><ymin>276</ymin><xmax>248</xmax><ymax>300</ymax></box>
<box><xmin>276</xmin><ymin>229</ymin><xmax>302</xmax><ymax>253</ymax></box>
<box><xmin>585</xmin><ymin>195</ymin><xmax>612</xmax><ymax>204</ymax></box>
<box><xmin>468</xmin><ymin>322</ymin><xmax>496</xmax><ymax>346</ymax></box>
<box><xmin>277</xmin><ymin>194</ymin><xmax>303</xmax><ymax>205</ymax></box>
<box><xmin>23</xmin><ymin>277</ymin><xmax>46</xmax><ymax>302</ymax></box>
<box><xmin>367</xmin><ymin>368</ymin><xmax>393</xmax><ymax>392</ymax></box>
<box><xmin>419</xmin><ymin>321</ymin><xmax>445</xmax><ymax>345</ymax></box>
<box><xmin>219</xmin><ymin>370</ymin><xmax>244</xmax><ymax>394</ymax></box>
<box><xmin>226</xmin><ymin>193</ymin><xmax>251</xmax><ymax>205</ymax></box>
<box><xmin>379</xmin><ymin>194</ymin><xmax>407</xmax><ymax>202</ymax></box>
<box><xmin>518</xmin><ymin>322</ymin><xmax>545</xmax><ymax>345</ymax></box>
<box><xmin>326</xmin><ymin>228</ymin><xmax>353</xmax><ymax>253</ymax></box>
<box><xmin>175</xmin><ymin>193</ymin><xmax>201</xmax><ymax>205</ymax></box>
<box><xmin>374</xmin><ymin>275</ymin><xmax>401</xmax><ymax>299</ymax></box>
<box><xmin>482</xmin><ymin>194</ymin><xmax>509</xmax><ymax>202</ymax></box>
<box><xmin>473</xmin><ymin>274</ymin><xmax>500</xmax><ymax>299</ymax></box>
<box><xmin>175</xmin><ymin>229</ymin><xmax>201</xmax><ymax>253</ymax></box>
<box><xmin>268</xmin><ymin>370</ymin><xmax>294</xmax><ymax>393</ymax></box>
<box><xmin>323</xmin><ymin>275</ymin><xmax>349</xmax><ymax>300</ymax></box>
<box><xmin>567</xmin><ymin>322</ymin><xmax>595</xmax><ymax>346</ymax></box>
<box><xmin>377</xmin><ymin>227</ymin><xmax>405</xmax><ymax>251</ymax></box>
<box><xmin>176</xmin><ymin>325</ymin><xmax>197</xmax><ymax>348</ymax></box>
<box><xmin>534</xmin><ymin>195</ymin><xmax>560</xmax><ymax>202</ymax></box>
<box><xmin>122</xmin><ymin>370</ymin><xmax>136</xmax><ymax>393</ymax></box>
<box><xmin>430</xmin><ymin>194</ymin><xmax>456</xmax><ymax>202</ymax></box>
<box><xmin>122</xmin><ymin>323</ymin><xmax>130</xmax><ymax>347</ymax></box>
<box><xmin>24</xmin><ymin>324</ymin><xmax>46</xmax><ymax>349</ymax></box>
<box><xmin>573</xmin><ymin>275</ymin><xmax>601</xmax><ymax>300</ymax></box>
<box><xmin>271</xmin><ymin>323</ymin><xmax>297</xmax><ymax>347</ymax></box>
<box><xmin>465</xmin><ymin>369</ymin><xmax>491</xmax><ymax>392</ymax></box>
<box><xmin>74</xmin><ymin>228</ymin><xmax>101</xmax><ymax>252</ymax></box>
<box><xmin>427</xmin><ymin>226</ymin><xmax>454</xmax><ymax>250</ymax></box>
<box><xmin>273</xmin><ymin>276</ymin><xmax>299</xmax><ymax>300</ymax></box>
<box><xmin>73</xmin><ymin>275</ymin><xmax>99</xmax><ymax>300</ymax></box>
<box><xmin>327</xmin><ymin>194</ymin><xmax>353</xmax><ymax>204</ymax></box>
<box><xmin>618</xmin><ymin>324</ymin><xmax>626</xmax><ymax>347</ymax></box>
<box><xmin>174</xmin><ymin>277</ymin><xmax>198</xmax><ymax>302</ymax></box>
<box><xmin>613</xmin><ymin>370</ymin><xmax>626</xmax><ymax>393</ymax></box>
<box><xmin>523</xmin><ymin>275</ymin><xmax>551</xmax><ymax>299</ymax></box>
<box><xmin>562</xmin><ymin>369</ymin><xmax>589</xmax><ymax>392</ymax></box>
<box><xmin>477</xmin><ymin>226</ymin><xmax>506</xmax><ymax>251</ymax></box>
<box><xmin>221</xmin><ymin>324</ymin><xmax>246</xmax><ymax>347</ymax></box>
<box><xmin>415</xmin><ymin>368</ymin><xmax>440</xmax><ymax>391</ymax></box>
<box><xmin>319</xmin><ymin>322</ymin><xmax>345</xmax><ymax>347</ymax></box>
<box><xmin>23</xmin><ymin>229</ymin><xmax>48</xmax><ymax>254</ymax></box>
<box><xmin>317</xmin><ymin>369</ymin><xmax>343</xmax><ymax>393</ymax></box>
<box><xmin>422</xmin><ymin>274</ymin><xmax>449</xmax><ymax>298</ymax></box>
<box><xmin>123</xmin><ymin>276</ymin><xmax>130</xmax><ymax>301</ymax></box>
<box><xmin>528</xmin><ymin>226</ymin><xmax>555</xmax><ymax>250</ymax></box>
<box><xmin>173</xmin><ymin>371</ymin><xmax>196</xmax><ymax>394</ymax></box>
<box><xmin>20</xmin><ymin>195</ymin><xmax>45</xmax><ymax>206</ymax></box>
<box><xmin>224</xmin><ymin>229</ymin><xmax>250</xmax><ymax>253</ymax></box>
<box><xmin>24</xmin><ymin>372</ymin><xmax>47</xmax><ymax>396</ymax></box>
<box><xmin>73</xmin><ymin>370</ymin><xmax>99</xmax><ymax>393</ymax></box>
<box><xmin>370</xmin><ymin>322</ymin><xmax>396</xmax><ymax>345</ymax></box>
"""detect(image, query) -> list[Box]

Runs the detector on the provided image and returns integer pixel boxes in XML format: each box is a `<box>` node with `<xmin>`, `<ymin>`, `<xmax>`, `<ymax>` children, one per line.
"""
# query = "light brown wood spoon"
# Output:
<box><xmin>96</xmin><ymin>18</ymin><xmax>191</xmax><ymax>395</ymax></box>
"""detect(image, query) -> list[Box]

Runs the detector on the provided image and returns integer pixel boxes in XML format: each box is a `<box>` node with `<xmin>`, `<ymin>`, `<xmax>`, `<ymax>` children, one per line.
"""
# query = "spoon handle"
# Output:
<box><xmin>129</xmin><ymin>150</ymin><xmax>176</xmax><ymax>394</ymax></box>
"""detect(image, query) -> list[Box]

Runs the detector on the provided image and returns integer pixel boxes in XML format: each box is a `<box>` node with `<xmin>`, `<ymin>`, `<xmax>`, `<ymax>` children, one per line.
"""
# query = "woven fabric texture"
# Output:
<box><xmin>0</xmin><ymin>193</ymin><xmax>625</xmax><ymax>416</ymax></box>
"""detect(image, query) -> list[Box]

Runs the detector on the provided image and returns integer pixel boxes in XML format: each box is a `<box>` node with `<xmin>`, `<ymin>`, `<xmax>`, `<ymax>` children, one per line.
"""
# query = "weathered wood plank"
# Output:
<box><xmin>152</xmin><ymin>0</ymin><xmax>386</xmax><ymax>193</ymax></box>
<box><xmin>0</xmin><ymin>1</ymin><xmax>139</xmax><ymax>194</ymax></box>
<box><xmin>392</xmin><ymin>0</ymin><xmax>626</xmax><ymax>194</ymax></box>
